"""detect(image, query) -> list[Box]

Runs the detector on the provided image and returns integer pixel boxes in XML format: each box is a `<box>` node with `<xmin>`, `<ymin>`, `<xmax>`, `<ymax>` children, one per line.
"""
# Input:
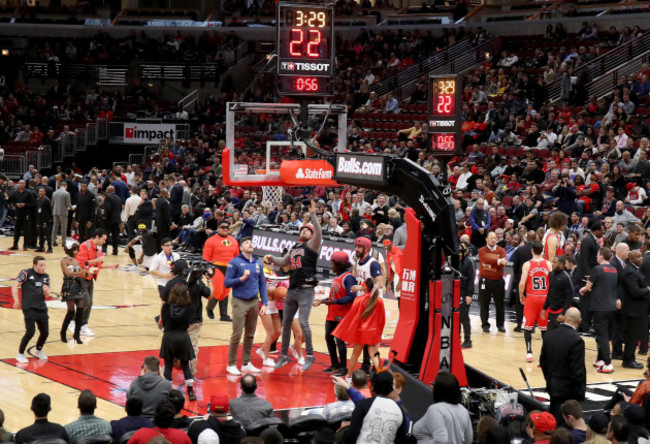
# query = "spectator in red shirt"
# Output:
<box><xmin>127</xmin><ymin>400</ymin><xmax>191</xmax><ymax>444</ymax></box>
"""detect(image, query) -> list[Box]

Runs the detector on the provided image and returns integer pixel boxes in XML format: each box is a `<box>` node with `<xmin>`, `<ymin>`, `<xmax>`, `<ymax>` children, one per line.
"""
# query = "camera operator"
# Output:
<box><xmin>552</xmin><ymin>175</ymin><xmax>577</xmax><ymax>217</ymax></box>
<box><xmin>162</xmin><ymin>259</ymin><xmax>213</xmax><ymax>375</ymax></box>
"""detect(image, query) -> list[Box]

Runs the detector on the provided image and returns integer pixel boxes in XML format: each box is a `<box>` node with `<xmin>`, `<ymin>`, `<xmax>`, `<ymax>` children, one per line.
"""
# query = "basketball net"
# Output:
<box><xmin>261</xmin><ymin>185</ymin><xmax>283</xmax><ymax>210</ymax></box>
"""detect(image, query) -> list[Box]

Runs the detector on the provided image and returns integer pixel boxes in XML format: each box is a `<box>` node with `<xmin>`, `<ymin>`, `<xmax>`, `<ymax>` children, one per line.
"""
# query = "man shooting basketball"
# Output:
<box><xmin>264</xmin><ymin>199</ymin><xmax>322</xmax><ymax>371</ymax></box>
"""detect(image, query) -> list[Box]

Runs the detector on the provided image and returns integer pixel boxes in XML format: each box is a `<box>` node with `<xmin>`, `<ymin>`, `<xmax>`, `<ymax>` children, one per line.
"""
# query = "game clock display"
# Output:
<box><xmin>277</xmin><ymin>3</ymin><xmax>334</xmax><ymax>96</ymax></box>
<box><xmin>428</xmin><ymin>74</ymin><xmax>461</xmax><ymax>154</ymax></box>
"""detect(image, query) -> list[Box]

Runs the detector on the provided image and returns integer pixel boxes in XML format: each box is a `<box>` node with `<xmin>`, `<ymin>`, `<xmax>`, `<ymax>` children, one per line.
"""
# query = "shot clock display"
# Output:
<box><xmin>277</xmin><ymin>3</ymin><xmax>334</xmax><ymax>96</ymax></box>
<box><xmin>279</xmin><ymin>76</ymin><xmax>328</xmax><ymax>95</ymax></box>
<box><xmin>428</xmin><ymin>74</ymin><xmax>462</xmax><ymax>154</ymax></box>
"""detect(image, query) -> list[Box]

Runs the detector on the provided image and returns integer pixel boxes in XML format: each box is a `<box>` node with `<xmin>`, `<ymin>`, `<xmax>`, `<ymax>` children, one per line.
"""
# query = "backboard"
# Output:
<box><xmin>223</xmin><ymin>101</ymin><xmax>347</xmax><ymax>187</ymax></box>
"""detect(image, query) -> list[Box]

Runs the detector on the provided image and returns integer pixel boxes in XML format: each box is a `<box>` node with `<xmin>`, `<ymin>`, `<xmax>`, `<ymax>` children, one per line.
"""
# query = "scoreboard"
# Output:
<box><xmin>277</xmin><ymin>3</ymin><xmax>334</xmax><ymax>96</ymax></box>
<box><xmin>428</xmin><ymin>74</ymin><xmax>462</xmax><ymax>154</ymax></box>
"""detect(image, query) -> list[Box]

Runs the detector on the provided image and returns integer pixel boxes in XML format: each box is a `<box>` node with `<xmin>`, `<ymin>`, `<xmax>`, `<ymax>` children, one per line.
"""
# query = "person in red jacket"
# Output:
<box><xmin>74</xmin><ymin>228</ymin><xmax>118</xmax><ymax>337</ymax></box>
<box><xmin>333</xmin><ymin>277</ymin><xmax>386</xmax><ymax>379</ymax></box>
<box><xmin>202</xmin><ymin>220</ymin><xmax>239</xmax><ymax>322</ymax></box>
<box><xmin>314</xmin><ymin>251</ymin><xmax>357</xmax><ymax>376</ymax></box>
<box><xmin>478</xmin><ymin>231</ymin><xmax>508</xmax><ymax>333</ymax></box>
<box><xmin>382</xmin><ymin>240</ymin><xmax>403</xmax><ymax>305</ymax></box>
<box><xmin>127</xmin><ymin>400</ymin><xmax>191</xmax><ymax>444</ymax></box>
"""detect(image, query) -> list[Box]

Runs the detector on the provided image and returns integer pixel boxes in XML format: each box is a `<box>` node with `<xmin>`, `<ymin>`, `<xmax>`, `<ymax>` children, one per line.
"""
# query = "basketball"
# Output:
<box><xmin>173</xmin><ymin>359</ymin><xmax>182</xmax><ymax>370</ymax></box>
<box><xmin>272</xmin><ymin>286</ymin><xmax>288</xmax><ymax>302</ymax></box>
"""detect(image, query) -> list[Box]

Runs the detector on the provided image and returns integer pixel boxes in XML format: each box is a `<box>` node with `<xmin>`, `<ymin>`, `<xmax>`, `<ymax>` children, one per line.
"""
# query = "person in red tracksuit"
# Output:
<box><xmin>75</xmin><ymin>228</ymin><xmax>119</xmax><ymax>337</ymax></box>
<box><xmin>314</xmin><ymin>251</ymin><xmax>357</xmax><ymax>377</ymax></box>
<box><xmin>202</xmin><ymin>220</ymin><xmax>239</xmax><ymax>322</ymax></box>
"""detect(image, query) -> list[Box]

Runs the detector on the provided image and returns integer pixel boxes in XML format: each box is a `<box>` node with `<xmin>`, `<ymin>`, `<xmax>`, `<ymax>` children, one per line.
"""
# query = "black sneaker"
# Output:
<box><xmin>35</xmin><ymin>248</ymin><xmax>44</xmax><ymax>252</ymax></box>
<box><xmin>8</xmin><ymin>246</ymin><xmax>18</xmax><ymax>251</ymax></box>
<box><xmin>206</xmin><ymin>308</ymin><xmax>215</xmax><ymax>320</ymax></box>
<box><xmin>611</xmin><ymin>352</ymin><xmax>623</xmax><ymax>360</ymax></box>
<box><xmin>622</xmin><ymin>360</ymin><xmax>644</xmax><ymax>369</ymax></box>
<box><xmin>461</xmin><ymin>340</ymin><xmax>473</xmax><ymax>349</ymax></box>
<box><xmin>335</xmin><ymin>368</ymin><xmax>348</xmax><ymax>377</ymax></box>
<box><xmin>482</xmin><ymin>326</ymin><xmax>490</xmax><ymax>333</ymax></box>
<box><xmin>513</xmin><ymin>326</ymin><xmax>522</xmax><ymax>332</ymax></box>
<box><xmin>220</xmin><ymin>315</ymin><xmax>233</xmax><ymax>322</ymax></box>
<box><xmin>497</xmin><ymin>326</ymin><xmax>506</xmax><ymax>333</ymax></box>
<box><xmin>323</xmin><ymin>365</ymin><xmax>338</xmax><ymax>373</ymax></box>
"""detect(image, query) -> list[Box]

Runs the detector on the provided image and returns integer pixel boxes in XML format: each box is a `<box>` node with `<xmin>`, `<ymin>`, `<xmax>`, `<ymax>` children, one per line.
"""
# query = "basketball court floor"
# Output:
<box><xmin>0</xmin><ymin>236</ymin><xmax>644</xmax><ymax>430</ymax></box>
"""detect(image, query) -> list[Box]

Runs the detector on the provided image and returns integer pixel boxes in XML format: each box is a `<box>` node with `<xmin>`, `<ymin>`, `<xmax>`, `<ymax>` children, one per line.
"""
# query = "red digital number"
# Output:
<box><xmin>295</xmin><ymin>77</ymin><xmax>319</xmax><ymax>92</ymax></box>
<box><xmin>436</xmin><ymin>94</ymin><xmax>453</xmax><ymax>114</ymax></box>
<box><xmin>289</xmin><ymin>28</ymin><xmax>322</xmax><ymax>58</ymax></box>
<box><xmin>436</xmin><ymin>134</ymin><xmax>455</xmax><ymax>151</ymax></box>
<box><xmin>307</xmin><ymin>29</ymin><xmax>321</xmax><ymax>57</ymax></box>
<box><xmin>290</xmin><ymin>28</ymin><xmax>303</xmax><ymax>56</ymax></box>
<box><xmin>290</xmin><ymin>256</ymin><xmax>302</xmax><ymax>269</ymax></box>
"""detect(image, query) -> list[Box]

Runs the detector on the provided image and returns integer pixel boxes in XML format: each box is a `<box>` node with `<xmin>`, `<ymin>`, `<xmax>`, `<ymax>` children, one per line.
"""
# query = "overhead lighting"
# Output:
<box><xmin>1</xmin><ymin>50</ymin><xmax>9</xmax><ymax>56</ymax></box>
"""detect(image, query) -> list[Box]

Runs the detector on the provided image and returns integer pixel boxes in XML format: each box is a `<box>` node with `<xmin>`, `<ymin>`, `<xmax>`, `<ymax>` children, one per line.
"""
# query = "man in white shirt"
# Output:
<box><xmin>615</xmin><ymin>127</ymin><xmax>629</xmax><ymax>149</ymax></box>
<box><xmin>456</xmin><ymin>164</ymin><xmax>473</xmax><ymax>191</ymax></box>
<box><xmin>352</xmin><ymin>193</ymin><xmax>371</xmax><ymax>214</ymax></box>
<box><xmin>124</xmin><ymin>186</ymin><xmax>141</xmax><ymax>241</ymax></box>
<box><xmin>149</xmin><ymin>239</ymin><xmax>180</xmax><ymax>299</ymax></box>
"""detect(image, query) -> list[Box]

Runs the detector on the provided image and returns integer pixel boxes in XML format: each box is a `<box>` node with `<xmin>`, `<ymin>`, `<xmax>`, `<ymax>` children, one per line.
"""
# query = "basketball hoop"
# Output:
<box><xmin>262</xmin><ymin>185</ymin><xmax>284</xmax><ymax>210</ymax></box>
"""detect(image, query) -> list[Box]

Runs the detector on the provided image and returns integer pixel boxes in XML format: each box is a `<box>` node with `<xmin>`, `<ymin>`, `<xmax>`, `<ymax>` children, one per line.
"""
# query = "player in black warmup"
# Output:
<box><xmin>264</xmin><ymin>200</ymin><xmax>322</xmax><ymax>371</ymax></box>
<box><xmin>13</xmin><ymin>256</ymin><xmax>51</xmax><ymax>363</ymax></box>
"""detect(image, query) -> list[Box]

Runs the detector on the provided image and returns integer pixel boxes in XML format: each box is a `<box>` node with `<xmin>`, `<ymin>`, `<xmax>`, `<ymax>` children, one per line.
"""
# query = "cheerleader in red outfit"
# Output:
<box><xmin>333</xmin><ymin>278</ymin><xmax>386</xmax><ymax>379</ymax></box>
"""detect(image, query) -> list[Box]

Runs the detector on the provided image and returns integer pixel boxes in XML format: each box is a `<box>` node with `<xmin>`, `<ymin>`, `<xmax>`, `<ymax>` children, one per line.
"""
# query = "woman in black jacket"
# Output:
<box><xmin>160</xmin><ymin>284</ymin><xmax>196</xmax><ymax>401</ymax></box>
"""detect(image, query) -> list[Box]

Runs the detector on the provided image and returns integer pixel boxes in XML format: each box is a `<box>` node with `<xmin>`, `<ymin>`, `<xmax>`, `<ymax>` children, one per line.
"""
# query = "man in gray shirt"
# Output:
<box><xmin>51</xmin><ymin>181</ymin><xmax>72</xmax><ymax>247</ymax></box>
<box><xmin>229</xmin><ymin>374</ymin><xmax>273</xmax><ymax>429</ymax></box>
<box><xmin>127</xmin><ymin>356</ymin><xmax>172</xmax><ymax>417</ymax></box>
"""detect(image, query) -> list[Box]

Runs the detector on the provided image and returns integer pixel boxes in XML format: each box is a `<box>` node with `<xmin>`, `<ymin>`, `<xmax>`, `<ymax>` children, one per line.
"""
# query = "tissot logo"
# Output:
<box><xmin>336</xmin><ymin>157</ymin><xmax>383</xmax><ymax>176</ymax></box>
<box><xmin>429</xmin><ymin>120</ymin><xmax>456</xmax><ymax>127</ymax></box>
<box><xmin>281</xmin><ymin>62</ymin><xmax>330</xmax><ymax>72</ymax></box>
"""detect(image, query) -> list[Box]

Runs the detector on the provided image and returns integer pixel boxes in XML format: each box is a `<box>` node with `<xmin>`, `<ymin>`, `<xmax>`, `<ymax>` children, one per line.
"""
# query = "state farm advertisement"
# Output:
<box><xmin>279</xmin><ymin>159</ymin><xmax>339</xmax><ymax>186</ymax></box>
<box><xmin>251</xmin><ymin>228</ymin><xmax>385</xmax><ymax>271</ymax></box>
<box><xmin>123</xmin><ymin>123</ymin><xmax>177</xmax><ymax>144</ymax></box>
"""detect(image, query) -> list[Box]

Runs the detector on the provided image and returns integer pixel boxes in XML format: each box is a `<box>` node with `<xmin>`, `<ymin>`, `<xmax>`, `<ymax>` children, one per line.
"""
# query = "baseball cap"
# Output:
<box><xmin>620</xmin><ymin>402</ymin><xmax>646</xmax><ymax>425</ymax></box>
<box><xmin>209</xmin><ymin>394</ymin><xmax>229</xmax><ymax>414</ymax></box>
<box><xmin>530</xmin><ymin>411</ymin><xmax>556</xmax><ymax>434</ymax></box>
<box><xmin>354</xmin><ymin>237</ymin><xmax>372</xmax><ymax>250</ymax></box>
<box><xmin>626</xmin><ymin>182</ymin><xmax>636</xmax><ymax>191</ymax></box>
<box><xmin>587</xmin><ymin>412</ymin><xmax>609</xmax><ymax>434</ymax></box>
<box><xmin>331</xmin><ymin>251</ymin><xmax>350</xmax><ymax>264</ymax></box>
<box><xmin>495</xmin><ymin>403</ymin><xmax>526</xmax><ymax>425</ymax></box>
<box><xmin>300</xmin><ymin>223</ymin><xmax>314</xmax><ymax>234</ymax></box>
<box><xmin>172</xmin><ymin>260</ymin><xmax>188</xmax><ymax>275</ymax></box>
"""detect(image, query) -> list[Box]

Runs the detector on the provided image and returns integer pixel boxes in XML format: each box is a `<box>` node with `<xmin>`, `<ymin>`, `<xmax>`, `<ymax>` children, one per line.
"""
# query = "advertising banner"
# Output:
<box><xmin>251</xmin><ymin>228</ymin><xmax>386</xmax><ymax>273</ymax></box>
<box><xmin>123</xmin><ymin>123</ymin><xmax>178</xmax><ymax>144</ymax></box>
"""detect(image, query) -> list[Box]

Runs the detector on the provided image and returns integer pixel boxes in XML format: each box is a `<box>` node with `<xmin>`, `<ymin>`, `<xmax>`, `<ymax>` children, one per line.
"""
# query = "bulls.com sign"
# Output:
<box><xmin>334</xmin><ymin>153</ymin><xmax>389</xmax><ymax>185</ymax></box>
<box><xmin>123</xmin><ymin>123</ymin><xmax>178</xmax><ymax>144</ymax></box>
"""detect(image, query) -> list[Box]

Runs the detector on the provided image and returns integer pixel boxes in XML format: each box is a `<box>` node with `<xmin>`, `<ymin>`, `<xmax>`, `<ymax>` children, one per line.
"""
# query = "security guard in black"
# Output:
<box><xmin>14</xmin><ymin>257</ymin><xmax>51</xmax><ymax>356</ymax></box>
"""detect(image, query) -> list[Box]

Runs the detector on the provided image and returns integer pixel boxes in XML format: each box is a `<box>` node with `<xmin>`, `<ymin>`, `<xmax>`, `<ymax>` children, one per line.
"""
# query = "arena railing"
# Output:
<box><xmin>2</xmin><ymin>155</ymin><xmax>26</xmax><ymax>179</ymax></box>
<box><xmin>587</xmin><ymin>50</ymin><xmax>650</xmax><ymax>100</ymax></box>
<box><xmin>74</xmin><ymin>128</ymin><xmax>87</xmax><ymax>152</ymax></box>
<box><xmin>86</xmin><ymin>122</ymin><xmax>97</xmax><ymax>146</ymax></box>
<box><xmin>385</xmin><ymin>37</ymin><xmax>501</xmax><ymax>103</ymax></box>
<box><xmin>25</xmin><ymin>145</ymin><xmax>52</xmax><ymax>171</ymax></box>
<box><xmin>547</xmin><ymin>30</ymin><xmax>650</xmax><ymax>102</ymax></box>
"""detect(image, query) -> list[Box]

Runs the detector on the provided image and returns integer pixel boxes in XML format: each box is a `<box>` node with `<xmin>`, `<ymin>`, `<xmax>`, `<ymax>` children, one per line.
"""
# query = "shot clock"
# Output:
<box><xmin>277</xmin><ymin>3</ymin><xmax>334</xmax><ymax>96</ymax></box>
<box><xmin>428</xmin><ymin>74</ymin><xmax>462</xmax><ymax>154</ymax></box>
